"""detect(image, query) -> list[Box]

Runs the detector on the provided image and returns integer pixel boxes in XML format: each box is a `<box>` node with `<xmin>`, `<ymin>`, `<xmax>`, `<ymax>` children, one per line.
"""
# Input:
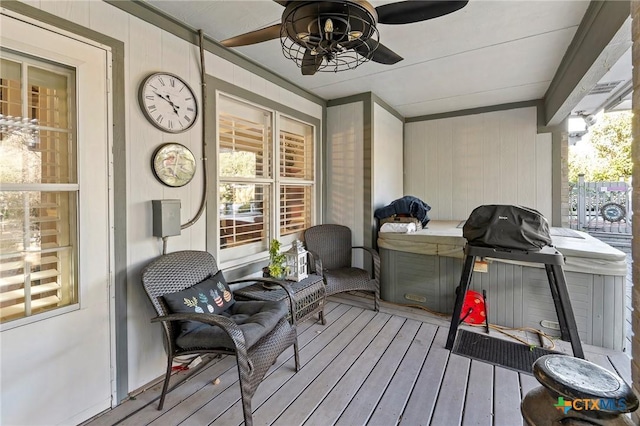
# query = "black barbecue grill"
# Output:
<box><xmin>445</xmin><ymin>205</ymin><xmax>584</xmax><ymax>362</ymax></box>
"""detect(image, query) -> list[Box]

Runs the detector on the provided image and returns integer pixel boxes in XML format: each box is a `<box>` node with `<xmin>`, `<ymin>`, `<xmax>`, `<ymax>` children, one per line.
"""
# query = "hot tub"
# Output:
<box><xmin>378</xmin><ymin>220</ymin><xmax>627</xmax><ymax>350</ymax></box>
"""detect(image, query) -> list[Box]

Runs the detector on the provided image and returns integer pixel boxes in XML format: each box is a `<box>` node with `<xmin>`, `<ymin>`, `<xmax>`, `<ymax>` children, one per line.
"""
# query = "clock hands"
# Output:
<box><xmin>154</xmin><ymin>91</ymin><xmax>180</xmax><ymax>115</ymax></box>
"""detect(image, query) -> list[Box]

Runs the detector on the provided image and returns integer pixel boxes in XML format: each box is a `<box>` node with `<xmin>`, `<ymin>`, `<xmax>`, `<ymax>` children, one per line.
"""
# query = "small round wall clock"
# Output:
<box><xmin>152</xmin><ymin>143</ymin><xmax>197</xmax><ymax>187</ymax></box>
<box><xmin>138</xmin><ymin>72</ymin><xmax>198</xmax><ymax>133</ymax></box>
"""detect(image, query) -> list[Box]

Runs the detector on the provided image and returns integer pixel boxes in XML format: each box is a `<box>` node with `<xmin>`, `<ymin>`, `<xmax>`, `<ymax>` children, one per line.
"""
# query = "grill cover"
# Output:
<box><xmin>463</xmin><ymin>205</ymin><xmax>551</xmax><ymax>251</ymax></box>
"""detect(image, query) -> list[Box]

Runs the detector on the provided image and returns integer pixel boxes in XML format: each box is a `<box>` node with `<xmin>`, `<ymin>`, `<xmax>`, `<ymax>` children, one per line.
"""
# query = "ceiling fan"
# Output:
<box><xmin>221</xmin><ymin>0</ymin><xmax>469</xmax><ymax>75</ymax></box>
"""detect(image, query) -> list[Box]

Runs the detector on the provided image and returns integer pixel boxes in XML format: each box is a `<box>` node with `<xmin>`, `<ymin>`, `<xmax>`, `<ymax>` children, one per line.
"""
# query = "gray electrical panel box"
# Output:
<box><xmin>152</xmin><ymin>199</ymin><xmax>181</xmax><ymax>237</ymax></box>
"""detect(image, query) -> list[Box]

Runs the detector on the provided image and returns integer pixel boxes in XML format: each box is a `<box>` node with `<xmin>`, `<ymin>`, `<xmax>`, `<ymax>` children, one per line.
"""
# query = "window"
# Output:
<box><xmin>218</xmin><ymin>94</ymin><xmax>314</xmax><ymax>263</ymax></box>
<box><xmin>0</xmin><ymin>52</ymin><xmax>77</xmax><ymax>323</ymax></box>
<box><xmin>279</xmin><ymin>116</ymin><xmax>314</xmax><ymax>239</ymax></box>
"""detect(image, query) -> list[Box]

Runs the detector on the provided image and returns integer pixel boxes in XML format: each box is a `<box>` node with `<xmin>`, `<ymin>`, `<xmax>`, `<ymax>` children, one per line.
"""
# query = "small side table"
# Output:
<box><xmin>234</xmin><ymin>274</ymin><xmax>326</xmax><ymax>325</ymax></box>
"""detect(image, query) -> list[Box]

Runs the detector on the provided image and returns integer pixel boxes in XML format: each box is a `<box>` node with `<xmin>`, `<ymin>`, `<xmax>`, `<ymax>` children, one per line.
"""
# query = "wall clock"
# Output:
<box><xmin>152</xmin><ymin>143</ymin><xmax>197</xmax><ymax>187</ymax></box>
<box><xmin>138</xmin><ymin>72</ymin><xmax>198</xmax><ymax>133</ymax></box>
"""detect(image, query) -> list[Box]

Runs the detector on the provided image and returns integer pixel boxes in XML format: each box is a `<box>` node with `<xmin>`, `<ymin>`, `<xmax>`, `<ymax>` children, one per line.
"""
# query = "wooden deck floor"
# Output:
<box><xmin>86</xmin><ymin>295</ymin><xmax>632</xmax><ymax>426</ymax></box>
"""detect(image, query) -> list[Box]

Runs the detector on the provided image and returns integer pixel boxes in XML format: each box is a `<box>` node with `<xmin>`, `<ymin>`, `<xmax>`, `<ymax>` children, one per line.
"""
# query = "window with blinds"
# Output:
<box><xmin>218</xmin><ymin>97</ymin><xmax>272</xmax><ymax>262</ymax></box>
<box><xmin>279</xmin><ymin>116</ymin><xmax>313</xmax><ymax>240</ymax></box>
<box><xmin>217</xmin><ymin>94</ymin><xmax>314</xmax><ymax>262</ymax></box>
<box><xmin>280</xmin><ymin>185</ymin><xmax>311</xmax><ymax>237</ymax></box>
<box><xmin>0</xmin><ymin>53</ymin><xmax>77</xmax><ymax>324</ymax></box>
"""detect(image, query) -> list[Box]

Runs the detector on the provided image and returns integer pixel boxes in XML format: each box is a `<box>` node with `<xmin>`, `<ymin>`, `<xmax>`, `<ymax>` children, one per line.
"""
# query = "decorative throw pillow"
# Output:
<box><xmin>163</xmin><ymin>270</ymin><xmax>235</xmax><ymax>318</ymax></box>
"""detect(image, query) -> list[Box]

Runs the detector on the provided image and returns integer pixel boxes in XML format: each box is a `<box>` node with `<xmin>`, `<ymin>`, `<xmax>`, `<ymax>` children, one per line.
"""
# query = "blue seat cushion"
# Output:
<box><xmin>176</xmin><ymin>300</ymin><xmax>288</xmax><ymax>350</ymax></box>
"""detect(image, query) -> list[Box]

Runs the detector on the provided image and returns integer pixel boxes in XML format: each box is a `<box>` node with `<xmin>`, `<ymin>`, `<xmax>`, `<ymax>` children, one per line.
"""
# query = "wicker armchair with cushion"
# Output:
<box><xmin>303</xmin><ymin>224</ymin><xmax>380</xmax><ymax>311</ymax></box>
<box><xmin>141</xmin><ymin>250</ymin><xmax>299</xmax><ymax>426</ymax></box>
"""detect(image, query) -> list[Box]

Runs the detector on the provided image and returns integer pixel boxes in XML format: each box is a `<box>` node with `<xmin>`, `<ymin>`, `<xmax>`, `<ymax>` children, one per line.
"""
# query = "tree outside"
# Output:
<box><xmin>568</xmin><ymin>111</ymin><xmax>633</xmax><ymax>182</ymax></box>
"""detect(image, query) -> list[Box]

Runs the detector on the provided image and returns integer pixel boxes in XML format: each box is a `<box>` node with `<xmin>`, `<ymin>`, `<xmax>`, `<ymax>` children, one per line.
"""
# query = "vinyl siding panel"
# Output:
<box><xmin>404</xmin><ymin>107</ymin><xmax>551</xmax><ymax>221</ymax></box>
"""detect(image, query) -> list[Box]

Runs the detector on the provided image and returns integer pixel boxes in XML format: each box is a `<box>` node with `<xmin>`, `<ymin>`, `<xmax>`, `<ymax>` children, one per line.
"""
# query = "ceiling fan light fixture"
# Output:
<box><xmin>348</xmin><ymin>31</ymin><xmax>363</xmax><ymax>41</ymax></box>
<box><xmin>222</xmin><ymin>0</ymin><xmax>469</xmax><ymax>72</ymax></box>
<box><xmin>324</xmin><ymin>18</ymin><xmax>334</xmax><ymax>33</ymax></box>
<box><xmin>280</xmin><ymin>1</ymin><xmax>379</xmax><ymax>74</ymax></box>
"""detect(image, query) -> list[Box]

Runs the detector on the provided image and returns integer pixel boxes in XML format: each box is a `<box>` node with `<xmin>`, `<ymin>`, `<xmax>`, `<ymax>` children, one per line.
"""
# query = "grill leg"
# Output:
<box><xmin>549</xmin><ymin>264</ymin><xmax>584</xmax><ymax>358</ymax></box>
<box><xmin>544</xmin><ymin>264</ymin><xmax>570</xmax><ymax>341</ymax></box>
<box><xmin>482</xmin><ymin>289</ymin><xmax>489</xmax><ymax>334</ymax></box>
<box><xmin>445</xmin><ymin>254</ymin><xmax>475</xmax><ymax>350</ymax></box>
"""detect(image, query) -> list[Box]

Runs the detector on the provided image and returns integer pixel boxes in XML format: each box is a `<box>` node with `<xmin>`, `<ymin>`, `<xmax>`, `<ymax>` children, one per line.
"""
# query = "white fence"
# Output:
<box><xmin>568</xmin><ymin>175</ymin><xmax>632</xmax><ymax>234</ymax></box>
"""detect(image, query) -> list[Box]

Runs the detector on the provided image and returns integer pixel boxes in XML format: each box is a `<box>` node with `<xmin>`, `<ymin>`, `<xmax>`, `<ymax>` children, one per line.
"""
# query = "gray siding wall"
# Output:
<box><xmin>404</xmin><ymin>107</ymin><xmax>552</xmax><ymax>221</ymax></box>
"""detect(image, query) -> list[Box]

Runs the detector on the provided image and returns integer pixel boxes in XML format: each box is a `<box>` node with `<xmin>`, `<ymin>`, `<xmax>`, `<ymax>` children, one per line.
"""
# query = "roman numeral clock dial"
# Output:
<box><xmin>138</xmin><ymin>72</ymin><xmax>198</xmax><ymax>133</ymax></box>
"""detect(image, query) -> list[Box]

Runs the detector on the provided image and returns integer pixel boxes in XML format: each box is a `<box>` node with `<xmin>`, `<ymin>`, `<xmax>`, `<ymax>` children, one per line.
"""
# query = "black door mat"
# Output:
<box><xmin>452</xmin><ymin>329</ymin><xmax>562</xmax><ymax>374</ymax></box>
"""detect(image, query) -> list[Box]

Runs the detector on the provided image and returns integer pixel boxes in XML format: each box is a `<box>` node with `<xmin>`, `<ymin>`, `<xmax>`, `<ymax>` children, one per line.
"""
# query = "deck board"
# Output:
<box><xmin>303</xmin><ymin>315</ymin><xmax>406</xmax><ymax>426</ymax></box>
<box><xmin>100</xmin><ymin>356</ymin><xmax>234</xmax><ymax>426</ymax></box>
<box><xmin>132</xmin><ymin>356</ymin><xmax>237</xmax><ymax>426</ymax></box>
<box><xmin>518</xmin><ymin>373</ymin><xmax>539</xmax><ymax>400</ymax></box>
<box><xmin>399</xmin><ymin>327</ymin><xmax>450</xmax><ymax>426</ymax></box>
<box><xmin>429</xmin><ymin>353</ymin><xmax>471</xmax><ymax>425</ymax></box>
<box><xmin>335</xmin><ymin>319</ymin><xmax>422</xmax><ymax>425</ymax></box>
<box><xmin>274</xmin><ymin>311</ymin><xmax>390</xmax><ymax>425</ymax></box>
<box><xmin>367</xmin><ymin>323</ymin><xmax>437</xmax><ymax>426</ymax></box>
<box><xmin>84</xmin><ymin>296</ymin><xmax>632</xmax><ymax>426</ymax></box>
<box><xmin>462</xmin><ymin>360</ymin><xmax>493</xmax><ymax>426</ymax></box>
<box><xmin>492</xmin><ymin>366</ymin><xmax>523</xmax><ymax>426</ymax></box>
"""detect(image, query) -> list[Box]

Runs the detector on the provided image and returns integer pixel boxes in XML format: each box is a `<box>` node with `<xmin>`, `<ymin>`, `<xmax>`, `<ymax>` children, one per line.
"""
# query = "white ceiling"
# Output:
<box><xmin>145</xmin><ymin>0</ymin><xmax>598</xmax><ymax>118</ymax></box>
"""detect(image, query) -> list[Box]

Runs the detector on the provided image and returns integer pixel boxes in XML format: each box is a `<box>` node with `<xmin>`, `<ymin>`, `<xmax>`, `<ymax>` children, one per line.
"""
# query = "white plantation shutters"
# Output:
<box><xmin>279</xmin><ymin>116</ymin><xmax>313</xmax><ymax>239</ymax></box>
<box><xmin>218</xmin><ymin>94</ymin><xmax>314</xmax><ymax>262</ymax></box>
<box><xmin>0</xmin><ymin>54</ymin><xmax>77</xmax><ymax>324</ymax></box>
<box><xmin>219</xmin><ymin>112</ymin><xmax>270</xmax><ymax>252</ymax></box>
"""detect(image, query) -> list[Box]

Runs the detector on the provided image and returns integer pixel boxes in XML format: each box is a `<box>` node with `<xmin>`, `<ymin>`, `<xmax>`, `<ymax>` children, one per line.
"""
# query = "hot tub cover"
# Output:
<box><xmin>378</xmin><ymin>220</ymin><xmax>626</xmax><ymax>276</ymax></box>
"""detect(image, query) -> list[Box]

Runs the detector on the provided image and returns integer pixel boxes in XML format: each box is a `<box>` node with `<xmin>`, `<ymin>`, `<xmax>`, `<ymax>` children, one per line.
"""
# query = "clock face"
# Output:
<box><xmin>152</xmin><ymin>143</ymin><xmax>197</xmax><ymax>187</ymax></box>
<box><xmin>139</xmin><ymin>72</ymin><xmax>198</xmax><ymax>133</ymax></box>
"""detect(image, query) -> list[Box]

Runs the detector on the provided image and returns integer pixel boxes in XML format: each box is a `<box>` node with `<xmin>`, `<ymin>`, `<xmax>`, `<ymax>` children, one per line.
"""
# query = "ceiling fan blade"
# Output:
<box><xmin>376</xmin><ymin>0</ymin><xmax>469</xmax><ymax>25</ymax></box>
<box><xmin>221</xmin><ymin>23</ymin><xmax>282</xmax><ymax>47</ymax></box>
<box><xmin>354</xmin><ymin>40</ymin><xmax>403</xmax><ymax>65</ymax></box>
<box><xmin>301</xmin><ymin>49</ymin><xmax>323</xmax><ymax>75</ymax></box>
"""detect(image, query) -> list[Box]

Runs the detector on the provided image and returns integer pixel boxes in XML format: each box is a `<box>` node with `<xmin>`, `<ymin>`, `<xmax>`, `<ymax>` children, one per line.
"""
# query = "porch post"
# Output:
<box><xmin>632</xmin><ymin>0</ymin><xmax>639</xmax><ymax>423</ymax></box>
<box><xmin>551</xmin><ymin>123</ymin><xmax>570</xmax><ymax>227</ymax></box>
<box><xmin>577</xmin><ymin>174</ymin><xmax>586</xmax><ymax>229</ymax></box>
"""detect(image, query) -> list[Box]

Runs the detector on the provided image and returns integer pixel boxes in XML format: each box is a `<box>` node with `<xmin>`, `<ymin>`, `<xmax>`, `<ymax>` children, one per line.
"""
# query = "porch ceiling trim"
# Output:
<box><xmin>405</xmin><ymin>99</ymin><xmax>544</xmax><ymax>126</ymax></box>
<box><xmin>544</xmin><ymin>0</ymin><xmax>631</xmax><ymax>126</ymax></box>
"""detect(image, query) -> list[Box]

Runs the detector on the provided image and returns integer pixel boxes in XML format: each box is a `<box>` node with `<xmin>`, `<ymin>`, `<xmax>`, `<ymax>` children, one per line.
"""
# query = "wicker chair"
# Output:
<box><xmin>303</xmin><ymin>224</ymin><xmax>380</xmax><ymax>311</ymax></box>
<box><xmin>141</xmin><ymin>250</ymin><xmax>300</xmax><ymax>426</ymax></box>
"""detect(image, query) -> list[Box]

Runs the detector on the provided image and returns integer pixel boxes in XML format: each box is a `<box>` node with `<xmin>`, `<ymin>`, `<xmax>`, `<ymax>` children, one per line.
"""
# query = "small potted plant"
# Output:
<box><xmin>264</xmin><ymin>239</ymin><xmax>287</xmax><ymax>279</ymax></box>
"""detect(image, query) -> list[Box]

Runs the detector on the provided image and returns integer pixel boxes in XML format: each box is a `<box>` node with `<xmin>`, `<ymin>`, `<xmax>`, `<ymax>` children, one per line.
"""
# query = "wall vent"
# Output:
<box><xmin>588</xmin><ymin>81</ymin><xmax>623</xmax><ymax>95</ymax></box>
